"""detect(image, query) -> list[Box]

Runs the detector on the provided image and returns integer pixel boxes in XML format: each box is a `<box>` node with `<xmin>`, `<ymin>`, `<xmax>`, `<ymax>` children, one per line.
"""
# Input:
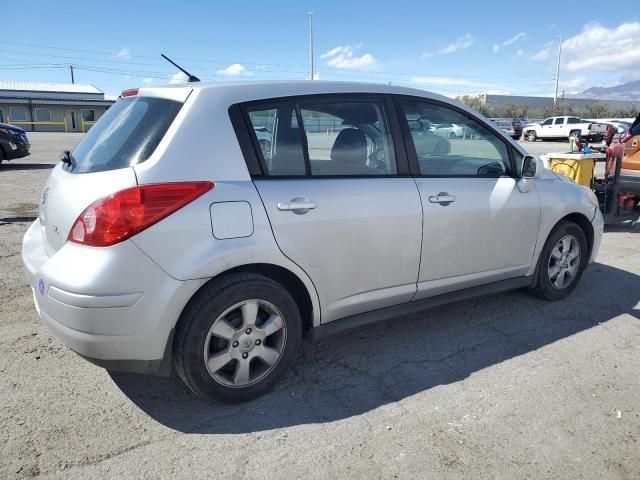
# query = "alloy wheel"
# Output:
<box><xmin>547</xmin><ymin>235</ymin><xmax>581</xmax><ymax>289</ymax></box>
<box><xmin>203</xmin><ymin>299</ymin><xmax>286</xmax><ymax>387</ymax></box>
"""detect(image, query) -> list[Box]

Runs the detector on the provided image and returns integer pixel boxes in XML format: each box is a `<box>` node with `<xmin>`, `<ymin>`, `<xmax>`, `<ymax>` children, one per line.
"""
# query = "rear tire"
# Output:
<box><xmin>531</xmin><ymin>221</ymin><xmax>588</xmax><ymax>301</ymax></box>
<box><xmin>526</xmin><ymin>131</ymin><xmax>537</xmax><ymax>142</ymax></box>
<box><xmin>174</xmin><ymin>273</ymin><xmax>302</xmax><ymax>403</ymax></box>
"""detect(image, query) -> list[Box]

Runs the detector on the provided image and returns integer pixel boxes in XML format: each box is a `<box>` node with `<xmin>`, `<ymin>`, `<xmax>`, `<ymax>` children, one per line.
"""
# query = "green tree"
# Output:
<box><xmin>582</xmin><ymin>103</ymin><xmax>610</xmax><ymax>119</ymax></box>
<box><xmin>543</xmin><ymin>102</ymin><xmax>574</xmax><ymax>118</ymax></box>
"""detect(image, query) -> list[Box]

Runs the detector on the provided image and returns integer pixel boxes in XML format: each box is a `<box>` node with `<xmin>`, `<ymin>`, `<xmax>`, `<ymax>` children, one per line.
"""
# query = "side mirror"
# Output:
<box><xmin>522</xmin><ymin>155</ymin><xmax>542</xmax><ymax>178</ymax></box>
<box><xmin>518</xmin><ymin>155</ymin><xmax>543</xmax><ymax>193</ymax></box>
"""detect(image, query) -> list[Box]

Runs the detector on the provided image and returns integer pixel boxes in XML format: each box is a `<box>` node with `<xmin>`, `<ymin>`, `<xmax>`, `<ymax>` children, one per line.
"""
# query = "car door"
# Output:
<box><xmin>396</xmin><ymin>97</ymin><xmax>541</xmax><ymax>299</ymax></box>
<box><xmin>540</xmin><ymin>118</ymin><xmax>554</xmax><ymax>138</ymax></box>
<box><xmin>551</xmin><ymin>117</ymin><xmax>566</xmax><ymax>137</ymax></box>
<box><xmin>243</xmin><ymin>95</ymin><xmax>423</xmax><ymax>324</ymax></box>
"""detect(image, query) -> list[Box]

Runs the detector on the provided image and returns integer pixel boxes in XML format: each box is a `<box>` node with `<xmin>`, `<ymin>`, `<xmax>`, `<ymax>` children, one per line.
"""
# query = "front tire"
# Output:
<box><xmin>531</xmin><ymin>221</ymin><xmax>588</xmax><ymax>301</ymax></box>
<box><xmin>174</xmin><ymin>273</ymin><xmax>302</xmax><ymax>403</ymax></box>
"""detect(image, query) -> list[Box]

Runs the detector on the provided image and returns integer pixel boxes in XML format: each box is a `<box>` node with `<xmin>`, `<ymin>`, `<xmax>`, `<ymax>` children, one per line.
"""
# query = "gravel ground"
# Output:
<box><xmin>1</xmin><ymin>134</ymin><xmax>639</xmax><ymax>479</ymax></box>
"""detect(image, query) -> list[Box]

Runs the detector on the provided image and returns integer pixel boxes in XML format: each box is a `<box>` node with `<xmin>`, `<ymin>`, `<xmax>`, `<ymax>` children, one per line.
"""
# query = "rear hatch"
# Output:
<box><xmin>38</xmin><ymin>88</ymin><xmax>189</xmax><ymax>255</ymax></box>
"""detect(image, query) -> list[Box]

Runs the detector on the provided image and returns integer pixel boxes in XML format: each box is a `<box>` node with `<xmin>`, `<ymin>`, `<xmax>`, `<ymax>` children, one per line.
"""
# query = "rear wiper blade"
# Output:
<box><xmin>60</xmin><ymin>149</ymin><xmax>76</xmax><ymax>168</ymax></box>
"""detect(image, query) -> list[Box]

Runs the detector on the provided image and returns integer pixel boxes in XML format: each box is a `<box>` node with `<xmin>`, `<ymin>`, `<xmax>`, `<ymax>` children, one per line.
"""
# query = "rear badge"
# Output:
<box><xmin>38</xmin><ymin>279</ymin><xmax>45</xmax><ymax>295</ymax></box>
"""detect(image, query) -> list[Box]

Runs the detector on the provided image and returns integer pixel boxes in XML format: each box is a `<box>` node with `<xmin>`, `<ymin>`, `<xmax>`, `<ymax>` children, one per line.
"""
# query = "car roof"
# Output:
<box><xmin>139</xmin><ymin>80</ymin><xmax>459</xmax><ymax>107</ymax></box>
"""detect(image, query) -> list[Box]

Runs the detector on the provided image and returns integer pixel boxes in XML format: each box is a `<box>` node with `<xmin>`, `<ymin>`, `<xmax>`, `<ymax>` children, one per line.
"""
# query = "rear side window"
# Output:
<box><xmin>244</xmin><ymin>97</ymin><xmax>397</xmax><ymax>177</ymax></box>
<box><xmin>68</xmin><ymin>96</ymin><xmax>182</xmax><ymax>173</ymax></box>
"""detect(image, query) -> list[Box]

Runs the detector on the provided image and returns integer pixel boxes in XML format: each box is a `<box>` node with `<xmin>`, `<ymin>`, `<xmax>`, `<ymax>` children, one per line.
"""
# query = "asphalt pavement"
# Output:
<box><xmin>1</xmin><ymin>133</ymin><xmax>639</xmax><ymax>479</ymax></box>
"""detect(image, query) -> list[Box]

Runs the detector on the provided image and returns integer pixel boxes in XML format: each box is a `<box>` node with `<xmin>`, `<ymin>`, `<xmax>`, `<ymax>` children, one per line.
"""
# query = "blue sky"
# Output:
<box><xmin>1</xmin><ymin>0</ymin><xmax>638</xmax><ymax>98</ymax></box>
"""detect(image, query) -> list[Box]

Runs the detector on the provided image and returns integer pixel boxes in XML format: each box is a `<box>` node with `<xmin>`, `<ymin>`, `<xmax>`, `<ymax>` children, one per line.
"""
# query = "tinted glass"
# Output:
<box><xmin>543</xmin><ymin>119</ymin><xmax>553</xmax><ymax>126</ymax></box>
<box><xmin>567</xmin><ymin>117</ymin><xmax>581</xmax><ymax>124</ymax></box>
<box><xmin>69</xmin><ymin>96</ymin><xmax>182</xmax><ymax>174</ymax></box>
<box><xmin>554</xmin><ymin>118</ymin><xmax>564</xmax><ymax>125</ymax></box>
<box><xmin>299</xmin><ymin>100</ymin><xmax>397</xmax><ymax>175</ymax></box>
<box><xmin>246</xmin><ymin>103</ymin><xmax>306</xmax><ymax>176</ymax></box>
<box><xmin>400</xmin><ymin>100</ymin><xmax>511</xmax><ymax>177</ymax></box>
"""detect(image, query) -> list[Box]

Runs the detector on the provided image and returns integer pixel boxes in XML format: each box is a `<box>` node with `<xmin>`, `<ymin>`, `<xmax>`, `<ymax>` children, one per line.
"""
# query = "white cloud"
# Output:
<box><xmin>216</xmin><ymin>63</ymin><xmax>253</xmax><ymax>77</ymax></box>
<box><xmin>561</xmin><ymin>76</ymin><xmax>587</xmax><ymax>93</ymax></box>
<box><xmin>321</xmin><ymin>45</ymin><xmax>375</xmax><ymax>69</ymax></box>
<box><xmin>169</xmin><ymin>72</ymin><xmax>188</xmax><ymax>84</ymax></box>
<box><xmin>438</xmin><ymin>34</ymin><xmax>474</xmax><ymax>54</ymax></box>
<box><xmin>112</xmin><ymin>46</ymin><xmax>131</xmax><ymax>60</ymax></box>
<box><xmin>533</xmin><ymin>22</ymin><xmax>640</xmax><ymax>73</ymax></box>
<box><xmin>422</xmin><ymin>52</ymin><xmax>434</xmax><ymax>59</ymax></box>
<box><xmin>493</xmin><ymin>32</ymin><xmax>526</xmax><ymax>52</ymax></box>
<box><xmin>514</xmin><ymin>49</ymin><xmax>524</xmax><ymax>59</ymax></box>
<box><xmin>142</xmin><ymin>77</ymin><xmax>153</xmax><ymax>84</ymax></box>
<box><xmin>532</xmin><ymin>41</ymin><xmax>555</xmax><ymax>61</ymax></box>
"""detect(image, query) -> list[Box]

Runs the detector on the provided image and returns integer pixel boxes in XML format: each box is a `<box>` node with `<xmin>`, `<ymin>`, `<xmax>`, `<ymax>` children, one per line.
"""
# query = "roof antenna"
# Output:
<box><xmin>161</xmin><ymin>54</ymin><xmax>200</xmax><ymax>83</ymax></box>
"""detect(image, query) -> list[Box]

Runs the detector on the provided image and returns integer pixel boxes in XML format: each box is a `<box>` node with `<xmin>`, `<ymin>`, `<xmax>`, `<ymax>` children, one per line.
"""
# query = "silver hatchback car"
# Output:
<box><xmin>22</xmin><ymin>81</ymin><xmax>603</xmax><ymax>403</ymax></box>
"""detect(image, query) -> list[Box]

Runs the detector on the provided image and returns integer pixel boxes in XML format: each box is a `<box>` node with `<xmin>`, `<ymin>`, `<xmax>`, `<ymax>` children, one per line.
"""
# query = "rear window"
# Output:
<box><xmin>68</xmin><ymin>96</ymin><xmax>182</xmax><ymax>173</ymax></box>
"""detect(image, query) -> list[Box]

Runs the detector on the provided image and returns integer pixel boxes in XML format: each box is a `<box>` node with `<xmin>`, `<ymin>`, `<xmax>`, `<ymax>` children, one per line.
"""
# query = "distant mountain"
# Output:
<box><xmin>570</xmin><ymin>80</ymin><xmax>640</xmax><ymax>101</ymax></box>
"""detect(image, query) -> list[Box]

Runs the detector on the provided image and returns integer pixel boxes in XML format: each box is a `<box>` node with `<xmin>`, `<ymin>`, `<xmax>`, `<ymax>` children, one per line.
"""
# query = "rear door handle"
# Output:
<box><xmin>428</xmin><ymin>192</ymin><xmax>456</xmax><ymax>206</ymax></box>
<box><xmin>277</xmin><ymin>197</ymin><xmax>317</xmax><ymax>214</ymax></box>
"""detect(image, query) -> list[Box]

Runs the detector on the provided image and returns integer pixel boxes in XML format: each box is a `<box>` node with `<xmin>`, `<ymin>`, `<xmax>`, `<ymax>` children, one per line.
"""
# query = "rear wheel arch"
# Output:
<box><xmin>178</xmin><ymin>263</ymin><xmax>315</xmax><ymax>334</ymax></box>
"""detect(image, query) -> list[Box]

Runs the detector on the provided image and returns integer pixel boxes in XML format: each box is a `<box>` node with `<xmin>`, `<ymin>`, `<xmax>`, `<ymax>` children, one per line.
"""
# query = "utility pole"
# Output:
<box><xmin>553</xmin><ymin>36</ymin><xmax>562</xmax><ymax>104</ymax></box>
<box><xmin>307</xmin><ymin>11</ymin><xmax>315</xmax><ymax>80</ymax></box>
<box><xmin>69</xmin><ymin>64</ymin><xmax>75</xmax><ymax>84</ymax></box>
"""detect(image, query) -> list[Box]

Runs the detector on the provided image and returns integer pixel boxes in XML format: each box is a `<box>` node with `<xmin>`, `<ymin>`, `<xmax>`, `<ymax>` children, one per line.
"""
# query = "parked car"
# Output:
<box><xmin>0</xmin><ymin>122</ymin><xmax>30</xmax><ymax>165</ymax></box>
<box><xmin>491</xmin><ymin>119</ymin><xmax>521</xmax><ymax>139</ymax></box>
<box><xmin>523</xmin><ymin>116</ymin><xmax>607</xmax><ymax>142</ymax></box>
<box><xmin>429</xmin><ymin>122</ymin><xmax>465</xmax><ymax>138</ymax></box>
<box><xmin>22</xmin><ymin>81</ymin><xmax>604</xmax><ymax>403</ymax></box>
<box><xmin>253</xmin><ymin>126</ymin><xmax>273</xmax><ymax>160</ymax></box>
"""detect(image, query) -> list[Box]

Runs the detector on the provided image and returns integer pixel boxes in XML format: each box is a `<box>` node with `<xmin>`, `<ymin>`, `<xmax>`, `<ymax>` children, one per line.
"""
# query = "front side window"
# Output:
<box><xmin>542</xmin><ymin>118</ymin><xmax>553</xmax><ymax>126</ymax></box>
<box><xmin>399</xmin><ymin>99</ymin><xmax>511</xmax><ymax>177</ymax></box>
<box><xmin>245</xmin><ymin>97</ymin><xmax>397</xmax><ymax>176</ymax></box>
<box><xmin>35</xmin><ymin>108</ymin><xmax>51</xmax><ymax>121</ymax></box>
<box><xmin>9</xmin><ymin>107</ymin><xmax>27</xmax><ymax>122</ymax></box>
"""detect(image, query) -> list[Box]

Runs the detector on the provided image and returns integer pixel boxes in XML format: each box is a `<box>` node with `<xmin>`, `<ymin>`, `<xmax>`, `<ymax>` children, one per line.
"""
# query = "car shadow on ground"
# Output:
<box><xmin>0</xmin><ymin>163</ymin><xmax>54</xmax><ymax>171</ymax></box>
<box><xmin>110</xmin><ymin>262</ymin><xmax>640</xmax><ymax>434</ymax></box>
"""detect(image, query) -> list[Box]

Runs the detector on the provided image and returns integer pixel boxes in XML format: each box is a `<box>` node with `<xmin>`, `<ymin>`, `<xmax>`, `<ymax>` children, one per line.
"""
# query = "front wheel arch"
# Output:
<box><xmin>532</xmin><ymin>212</ymin><xmax>594</xmax><ymax>285</ymax></box>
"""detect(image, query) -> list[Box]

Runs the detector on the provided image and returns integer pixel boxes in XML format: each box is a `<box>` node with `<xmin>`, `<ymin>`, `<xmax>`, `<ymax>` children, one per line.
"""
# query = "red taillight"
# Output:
<box><xmin>121</xmin><ymin>88</ymin><xmax>139</xmax><ymax>97</ymax></box>
<box><xmin>68</xmin><ymin>182</ymin><xmax>214</xmax><ymax>247</ymax></box>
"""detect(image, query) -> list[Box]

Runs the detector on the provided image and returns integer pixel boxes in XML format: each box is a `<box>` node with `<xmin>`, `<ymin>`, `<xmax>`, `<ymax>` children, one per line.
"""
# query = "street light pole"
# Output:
<box><xmin>307</xmin><ymin>11</ymin><xmax>315</xmax><ymax>80</ymax></box>
<box><xmin>553</xmin><ymin>35</ymin><xmax>562</xmax><ymax>105</ymax></box>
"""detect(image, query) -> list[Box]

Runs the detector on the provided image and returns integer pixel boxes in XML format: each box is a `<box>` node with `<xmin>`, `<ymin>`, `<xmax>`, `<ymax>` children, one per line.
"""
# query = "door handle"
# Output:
<box><xmin>277</xmin><ymin>197</ymin><xmax>317</xmax><ymax>214</ymax></box>
<box><xmin>428</xmin><ymin>192</ymin><xmax>456</xmax><ymax>206</ymax></box>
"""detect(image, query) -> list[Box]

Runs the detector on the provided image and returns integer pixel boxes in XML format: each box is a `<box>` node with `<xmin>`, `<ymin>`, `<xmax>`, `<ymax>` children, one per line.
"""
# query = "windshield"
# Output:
<box><xmin>68</xmin><ymin>96</ymin><xmax>182</xmax><ymax>173</ymax></box>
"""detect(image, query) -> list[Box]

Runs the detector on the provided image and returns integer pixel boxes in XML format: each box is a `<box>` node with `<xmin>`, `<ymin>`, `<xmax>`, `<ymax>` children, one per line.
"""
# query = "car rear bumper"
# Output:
<box><xmin>21</xmin><ymin>219</ymin><xmax>206</xmax><ymax>375</ymax></box>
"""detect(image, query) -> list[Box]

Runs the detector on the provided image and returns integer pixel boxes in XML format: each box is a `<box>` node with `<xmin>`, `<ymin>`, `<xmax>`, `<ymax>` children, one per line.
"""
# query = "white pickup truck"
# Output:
<box><xmin>523</xmin><ymin>116</ymin><xmax>607</xmax><ymax>142</ymax></box>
